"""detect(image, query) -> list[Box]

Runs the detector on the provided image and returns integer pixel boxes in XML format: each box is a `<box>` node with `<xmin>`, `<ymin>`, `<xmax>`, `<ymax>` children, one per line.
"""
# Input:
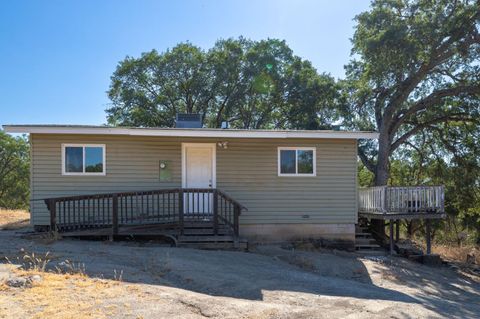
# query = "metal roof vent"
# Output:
<box><xmin>175</xmin><ymin>113</ymin><xmax>203</xmax><ymax>128</ymax></box>
<box><xmin>221</xmin><ymin>121</ymin><xmax>230</xmax><ymax>129</ymax></box>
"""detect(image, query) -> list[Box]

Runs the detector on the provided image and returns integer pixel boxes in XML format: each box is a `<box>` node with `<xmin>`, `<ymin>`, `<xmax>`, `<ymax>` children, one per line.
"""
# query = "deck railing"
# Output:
<box><xmin>359</xmin><ymin>186</ymin><xmax>445</xmax><ymax>215</ymax></box>
<box><xmin>44</xmin><ymin>188</ymin><xmax>246</xmax><ymax>237</ymax></box>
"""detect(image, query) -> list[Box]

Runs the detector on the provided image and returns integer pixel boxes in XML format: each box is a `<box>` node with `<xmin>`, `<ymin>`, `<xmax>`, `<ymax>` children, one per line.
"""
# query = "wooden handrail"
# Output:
<box><xmin>44</xmin><ymin>188</ymin><xmax>247</xmax><ymax>213</ymax></box>
<box><xmin>44</xmin><ymin>187</ymin><xmax>246</xmax><ymax>238</ymax></box>
<box><xmin>358</xmin><ymin>185</ymin><xmax>445</xmax><ymax>215</ymax></box>
<box><xmin>216</xmin><ymin>189</ymin><xmax>248</xmax><ymax>212</ymax></box>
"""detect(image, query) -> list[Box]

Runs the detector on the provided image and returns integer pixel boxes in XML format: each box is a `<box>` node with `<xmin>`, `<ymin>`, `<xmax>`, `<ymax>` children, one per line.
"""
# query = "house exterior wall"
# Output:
<box><xmin>30</xmin><ymin>134</ymin><xmax>358</xmax><ymax>243</ymax></box>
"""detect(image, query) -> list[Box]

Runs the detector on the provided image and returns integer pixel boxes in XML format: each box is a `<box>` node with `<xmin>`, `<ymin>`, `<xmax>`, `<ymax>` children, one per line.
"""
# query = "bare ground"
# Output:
<box><xmin>0</xmin><ymin>228</ymin><xmax>479</xmax><ymax>319</ymax></box>
<box><xmin>0</xmin><ymin>209</ymin><xmax>30</xmax><ymax>230</ymax></box>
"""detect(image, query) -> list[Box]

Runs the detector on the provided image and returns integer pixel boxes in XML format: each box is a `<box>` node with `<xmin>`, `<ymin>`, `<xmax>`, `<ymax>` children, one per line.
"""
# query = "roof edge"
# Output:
<box><xmin>2</xmin><ymin>125</ymin><xmax>379</xmax><ymax>140</ymax></box>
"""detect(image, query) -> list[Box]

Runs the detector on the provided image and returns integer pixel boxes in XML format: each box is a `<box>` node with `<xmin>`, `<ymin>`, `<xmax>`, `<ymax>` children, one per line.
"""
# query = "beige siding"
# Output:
<box><xmin>30</xmin><ymin>134</ymin><xmax>358</xmax><ymax>226</ymax></box>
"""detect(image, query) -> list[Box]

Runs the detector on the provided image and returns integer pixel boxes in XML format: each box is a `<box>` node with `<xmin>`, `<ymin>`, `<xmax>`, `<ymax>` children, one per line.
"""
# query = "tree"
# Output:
<box><xmin>280</xmin><ymin>59</ymin><xmax>344</xmax><ymax>130</ymax></box>
<box><xmin>341</xmin><ymin>0</ymin><xmax>480</xmax><ymax>237</ymax></box>
<box><xmin>342</xmin><ymin>0</ymin><xmax>480</xmax><ymax>186</ymax></box>
<box><xmin>106</xmin><ymin>38</ymin><xmax>339</xmax><ymax>129</ymax></box>
<box><xmin>0</xmin><ymin>131</ymin><xmax>30</xmax><ymax>209</ymax></box>
<box><xmin>107</xmin><ymin>43</ymin><xmax>212</xmax><ymax>127</ymax></box>
<box><xmin>386</xmin><ymin>124</ymin><xmax>480</xmax><ymax>243</ymax></box>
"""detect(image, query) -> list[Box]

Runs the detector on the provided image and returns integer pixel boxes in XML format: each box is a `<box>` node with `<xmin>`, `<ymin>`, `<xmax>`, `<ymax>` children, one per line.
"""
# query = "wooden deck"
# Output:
<box><xmin>358</xmin><ymin>185</ymin><xmax>445</xmax><ymax>255</ymax></box>
<box><xmin>59</xmin><ymin>221</ymin><xmax>248</xmax><ymax>249</ymax></box>
<box><xmin>44</xmin><ymin>188</ymin><xmax>248</xmax><ymax>249</ymax></box>
<box><xmin>358</xmin><ymin>186</ymin><xmax>445</xmax><ymax>220</ymax></box>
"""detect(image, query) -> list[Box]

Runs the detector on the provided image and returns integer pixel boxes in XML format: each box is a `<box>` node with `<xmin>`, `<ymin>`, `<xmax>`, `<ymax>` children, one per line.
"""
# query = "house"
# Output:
<box><xmin>4</xmin><ymin>123</ymin><xmax>382</xmax><ymax>248</ymax></box>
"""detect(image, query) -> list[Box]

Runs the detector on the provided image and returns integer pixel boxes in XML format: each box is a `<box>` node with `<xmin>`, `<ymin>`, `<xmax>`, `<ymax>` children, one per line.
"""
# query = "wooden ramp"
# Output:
<box><xmin>60</xmin><ymin>221</ymin><xmax>248</xmax><ymax>250</ymax></box>
<box><xmin>44</xmin><ymin>188</ymin><xmax>248</xmax><ymax>250</ymax></box>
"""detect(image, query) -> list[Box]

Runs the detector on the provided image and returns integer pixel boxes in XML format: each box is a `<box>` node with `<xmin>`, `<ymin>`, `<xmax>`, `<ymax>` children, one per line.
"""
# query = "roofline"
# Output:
<box><xmin>2</xmin><ymin>125</ymin><xmax>379</xmax><ymax>140</ymax></box>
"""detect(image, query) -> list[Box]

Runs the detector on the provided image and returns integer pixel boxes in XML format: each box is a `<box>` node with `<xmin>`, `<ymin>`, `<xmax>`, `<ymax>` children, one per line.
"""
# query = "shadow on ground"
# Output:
<box><xmin>2</xmin><ymin>230</ymin><xmax>480</xmax><ymax>318</ymax></box>
<box><xmin>0</xmin><ymin>219</ymin><xmax>30</xmax><ymax>231</ymax></box>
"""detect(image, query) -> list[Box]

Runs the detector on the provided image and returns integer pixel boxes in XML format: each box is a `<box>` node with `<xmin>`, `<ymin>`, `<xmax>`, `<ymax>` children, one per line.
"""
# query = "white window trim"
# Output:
<box><xmin>277</xmin><ymin>147</ymin><xmax>316</xmax><ymax>177</ymax></box>
<box><xmin>61</xmin><ymin>143</ymin><xmax>106</xmax><ymax>176</ymax></box>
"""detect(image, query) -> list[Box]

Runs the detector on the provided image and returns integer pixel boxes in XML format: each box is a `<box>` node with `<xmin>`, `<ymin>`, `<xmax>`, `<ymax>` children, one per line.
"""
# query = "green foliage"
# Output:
<box><xmin>107</xmin><ymin>38</ymin><xmax>340</xmax><ymax>129</ymax></box>
<box><xmin>341</xmin><ymin>0</ymin><xmax>480</xmax><ymax>182</ymax></box>
<box><xmin>342</xmin><ymin>0</ymin><xmax>480</xmax><ymax>237</ymax></box>
<box><xmin>0</xmin><ymin>131</ymin><xmax>30</xmax><ymax>209</ymax></box>
<box><xmin>358</xmin><ymin>163</ymin><xmax>375</xmax><ymax>187</ymax></box>
<box><xmin>388</xmin><ymin>125</ymin><xmax>480</xmax><ymax>243</ymax></box>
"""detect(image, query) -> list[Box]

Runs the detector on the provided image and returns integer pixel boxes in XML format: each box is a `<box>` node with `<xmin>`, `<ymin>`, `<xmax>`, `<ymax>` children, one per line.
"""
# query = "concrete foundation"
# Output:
<box><xmin>240</xmin><ymin>223</ymin><xmax>355</xmax><ymax>249</ymax></box>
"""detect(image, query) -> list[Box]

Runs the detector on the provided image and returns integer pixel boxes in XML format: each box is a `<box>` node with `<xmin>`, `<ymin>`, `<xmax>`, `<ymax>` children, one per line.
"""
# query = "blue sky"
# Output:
<box><xmin>0</xmin><ymin>0</ymin><xmax>371</xmax><ymax>126</ymax></box>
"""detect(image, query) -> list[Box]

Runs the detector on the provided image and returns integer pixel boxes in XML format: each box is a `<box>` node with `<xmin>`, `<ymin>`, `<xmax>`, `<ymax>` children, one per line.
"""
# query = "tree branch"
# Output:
<box><xmin>383</xmin><ymin>7</ymin><xmax>480</xmax><ymax>128</ymax></box>
<box><xmin>396</xmin><ymin>84</ymin><xmax>480</xmax><ymax>124</ymax></box>
<box><xmin>390</xmin><ymin>113</ymin><xmax>478</xmax><ymax>151</ymax></box>
<box><xmin>358</xmin><ymin>148</ymin><xmax>375</xmax><ymax>173</ymax></box>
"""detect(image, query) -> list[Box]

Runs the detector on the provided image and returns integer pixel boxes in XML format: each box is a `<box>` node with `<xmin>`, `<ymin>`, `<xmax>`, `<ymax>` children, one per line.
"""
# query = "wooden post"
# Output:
<box><xmin>389</xmin><ymin>219</ymin><xmax>394</xmax><ymax>255</ymax></box>
<box><xmin>426</xmin><ymin>219</ymin><xmax>431</xmax><ymax>255</ymax></box>
<box><xmin>382</xmin><ymin>186</ymin><xmax>388</xmax><ymax>213</ymax></box>
<box><xmin>178</xmin><ymin>189</ymin><xmax>184</xmax><ymax>235</ymax></box>
<box><xmin>395</xmin><ymin>219</ymin><xmax>400</xmax><ymax>242</ymax></box>
<box><xmin>112</xmin><ymin>195</ymin><xmax>119</xmax><ymax>238</ymax></box>
<box><xmin>234</xmin><ymin>205</ymin><xmax>240</xmax><ymax>237</ymax></box>
<box><xmin>48</xmin><ymin>199</ymin><xmax>56</xmax><ymax>231</ymax></box>
<box><xmin>213</xmin><ymin>190</ymin><xmax>218</xmax><ymax>236</ymax></box>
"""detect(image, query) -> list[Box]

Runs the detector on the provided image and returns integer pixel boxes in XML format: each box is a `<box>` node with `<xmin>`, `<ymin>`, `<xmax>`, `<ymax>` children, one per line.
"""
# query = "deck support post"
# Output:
<box><xmin>425</xmin><ymin>219</ymin><xmax>431</xmax><ymax>255</ymax></box>
<box><xmin>48</xmin><ymin>199</ymin><xmax>56</xmax><ymax>232</ymax></box>
<box><xmin>234</xmin><ymin>205</ymin><xmax>240</xmax><ymax>237</ymax></box>
<box><xmin>112</xmin><ymin>195</ymin><xmax>119</xmax><ymax>239</ymax></box>
<box><xmin>213</xmin><ymin>190</ymin><xmax>218</xmax><ymax>236</ymax></box>
<box><xmin>395</xmin><ymin>219</ymin><xmax>400</xmax><ymax>242</ymax></box>
<box><xmin>389</xmin><ymin>219</ymin><xmax>394</xmax><ymax>255</ymax></box>
<box><xmin>178</xmin><ymin>189</ymin><xmax>184</xmax><ymax>235</ymax></box>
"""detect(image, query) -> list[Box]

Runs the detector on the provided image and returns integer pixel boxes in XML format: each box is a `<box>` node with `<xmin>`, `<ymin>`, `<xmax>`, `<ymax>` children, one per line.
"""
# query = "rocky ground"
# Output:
<box><xmin>0</xmin><ymin>229</ymin><xmax>479</xmax><ymax>319</ymax></box>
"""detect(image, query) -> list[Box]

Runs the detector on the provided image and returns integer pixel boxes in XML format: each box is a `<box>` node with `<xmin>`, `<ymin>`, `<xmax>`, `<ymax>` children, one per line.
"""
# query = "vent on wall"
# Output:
<box><xmin>175</xmin><ymin>113</ymin><xmax>203</xmax><ymax>128</ymax></box>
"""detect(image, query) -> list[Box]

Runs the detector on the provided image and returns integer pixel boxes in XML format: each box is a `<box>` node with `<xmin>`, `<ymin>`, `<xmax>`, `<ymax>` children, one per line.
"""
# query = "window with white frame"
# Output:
<box><xmin>62</xmin><ymin>144</ymin><xmax>106</xmax><ymax>175</ymax></box>
<box><xmin>278</xmin><ymin>147</ymin><xmax>316</xmax><ymax>176</ymax></box>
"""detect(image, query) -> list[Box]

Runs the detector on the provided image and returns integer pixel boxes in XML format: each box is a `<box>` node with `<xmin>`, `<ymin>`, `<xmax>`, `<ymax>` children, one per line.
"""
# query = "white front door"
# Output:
<box><xmin>182</xmin><ymin>143</ymin><xmax>216</xmax><ymax>215</ymax></box>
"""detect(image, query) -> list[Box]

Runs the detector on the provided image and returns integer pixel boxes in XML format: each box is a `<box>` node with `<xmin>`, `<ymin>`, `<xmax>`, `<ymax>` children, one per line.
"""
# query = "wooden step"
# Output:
<box><xmin>355</xmin><ymin>244</ymin><xmax>382</xmax><ymax>249</ymax></box>
<box><xmin>181</xmin><ymin>228</ymin><xmax>231</xmax><ymax>235</ymax></box>
<box><xmin>355</xmin><ymin>229</ymin><xmax>369</xmax><ymax>233</ymax></box>
<box><xmin>356</xmin><ymin>224</ymin><xmax>368</xmax><ymax>229</ymax></box>
<box><xmin>355</xmin><ymin>238</ymin><xmax>377</xmax><ymax>245</ymax></box>
<box><xmin>178</xmin><ymin>235</ymin><xmax>236</xmax><ymax>242</ymax></box>
<box><xmin>355</xmin><ymin>232</ymin><xmax>372</xmax><ymax>237</ymax></box>
<box><xmin>182</xmin><ymin>222</ymin><xmax>218</xmax><ymax>228</ymax></box>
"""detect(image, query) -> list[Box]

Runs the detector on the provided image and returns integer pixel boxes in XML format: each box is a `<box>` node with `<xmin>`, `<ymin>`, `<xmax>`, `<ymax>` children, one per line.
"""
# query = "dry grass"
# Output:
<box><xmin>0</xmin><ymin>209</ymin><xmax>30</xmax><ymax>230</ymax></box>
<box><xmin>0</xmin><ymin>265</ymin><xmax>136</xmax><ymax>319</ymax></box>
<box><xmin>0</xmin><ymin>249</ymin><xmax>138</xmax><ymax>319</ymax></box>
<box><xmin>432</xmin><ymin>244</ymin><xmax>479</xmax><ymax>265</ymax></box>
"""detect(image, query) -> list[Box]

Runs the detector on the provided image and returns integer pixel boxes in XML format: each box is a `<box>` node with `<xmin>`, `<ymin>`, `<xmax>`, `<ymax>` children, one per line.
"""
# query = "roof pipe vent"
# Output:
<box><xmin>221</xmin><ymin>121</ymin><xmax>230</xmax><ymax>129</ymax></box>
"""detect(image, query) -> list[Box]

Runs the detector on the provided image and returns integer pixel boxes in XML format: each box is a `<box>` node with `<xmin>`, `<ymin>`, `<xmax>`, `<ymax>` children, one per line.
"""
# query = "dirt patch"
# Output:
<box><xmin>432</xmin><ymin>244</ymin><xmax>479</xmax><ymax>264</ymax></box>
<box><xmin>0</xmin><ymin>209</ymin><xmax>30</xmax><ymax>230</ymax></box>
<box><xmin>0</xmin><ymin>230</ymin><xmax>479</xmax><ymax>318</ymax></box>
<box><xmin>0</xmin><ymin>265</ymin><xmax>134</xmax><ymax>319</ymax></box>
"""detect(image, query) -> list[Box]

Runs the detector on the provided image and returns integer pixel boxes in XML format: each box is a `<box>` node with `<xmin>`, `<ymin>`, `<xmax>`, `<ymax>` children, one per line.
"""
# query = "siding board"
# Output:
<box><xmin>31</xmin><ymin>134</ymin><xmax>357</xmax><ymax>226</ymax></box>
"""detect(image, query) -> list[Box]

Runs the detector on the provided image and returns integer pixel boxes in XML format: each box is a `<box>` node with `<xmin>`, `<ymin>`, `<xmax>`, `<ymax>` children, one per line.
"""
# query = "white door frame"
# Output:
<box><xmin>181</xmin><ymin>143</ymin><xmax>217</xmax><ymax>188</ymax></box>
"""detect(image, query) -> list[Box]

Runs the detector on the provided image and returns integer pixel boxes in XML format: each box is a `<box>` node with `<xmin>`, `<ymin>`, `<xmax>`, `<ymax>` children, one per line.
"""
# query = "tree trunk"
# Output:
<box><xmin>375</xmin><ymin>132</ymin><xmax>391</xmax><ymax>186</ymax></box>
<box><xmin>406</xmin><ymin>220</ymin><xmax>415</xmax><ymax>239</ymax></box>
<box><xmin>371</xmin><ymin>130</ymin><xmax>391</xmax><ymax>239</ymax></box>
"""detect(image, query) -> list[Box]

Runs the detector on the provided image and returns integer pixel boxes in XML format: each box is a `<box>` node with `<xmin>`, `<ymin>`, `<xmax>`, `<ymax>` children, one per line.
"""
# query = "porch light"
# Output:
<box><xmin>217</xmin><ymin>141</ymin><xmax>229</xmax><ymax>149</ymax></box>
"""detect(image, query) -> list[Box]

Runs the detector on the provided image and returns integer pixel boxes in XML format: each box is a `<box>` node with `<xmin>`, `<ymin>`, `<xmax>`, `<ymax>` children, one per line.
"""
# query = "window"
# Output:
<box><xmin>278</xmin><ymin>147</ymin><xmax>316</xmax><ymax>176</ymax></box>
<box><xmin>62</xmin><ymin>144</ymin><xmax>106</xmax><ymax>175</ymax></box>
